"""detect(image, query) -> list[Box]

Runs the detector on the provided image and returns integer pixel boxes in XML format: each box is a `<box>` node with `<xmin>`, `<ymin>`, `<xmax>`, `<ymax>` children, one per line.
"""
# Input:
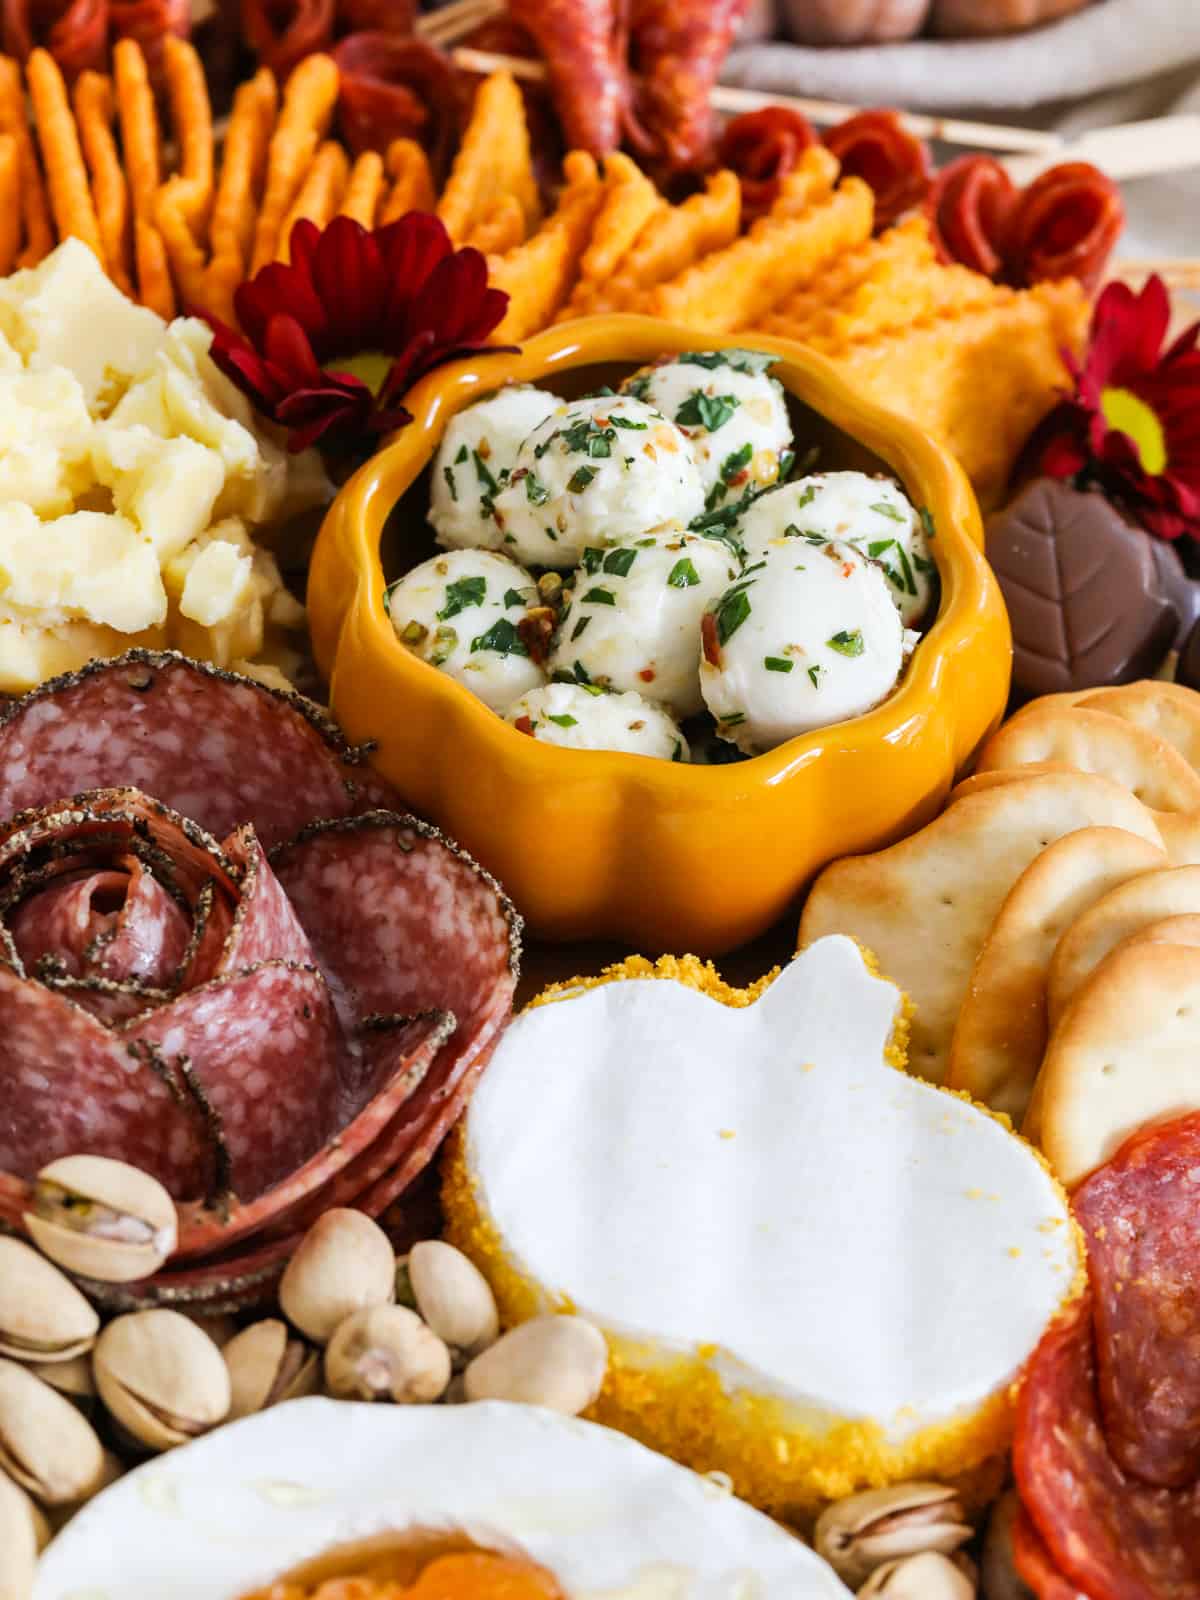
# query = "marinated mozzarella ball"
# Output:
<box><xmin>429</xmin><ymin>385</ymin><xmax>558</xmax><ymax>552</ymax></box>
<box><xmin>738</xmin><ymin>471</ymin><xmax>935</xmax><ymax>627</ymax></box>
<box><xmin>700</xmin><ymin>540</ymin><xmax>906</xmax><ymax>754</ymax></box>
<box><xmin>622</xmin><ymin>351</ymin><xmax>792</xmax><ymax>505</ymax></box>
<box><xmin>506</xmin><ymin>683</ymin><xmax>689</xmax><ymax>762</ymax></box>
<box><xmin>549</xmin><ymin>529</ymin><xmax>740</xmax><ymax>718</ymax></box>
<box><xmin>492</xmin><ymin>395</ymin><xmax>705</xmax><ymax>569</ymax></box>
<box><xmin>385</xmin><ymin>550</ymin><xmax>546</xmax><ymax>713</ymax></box>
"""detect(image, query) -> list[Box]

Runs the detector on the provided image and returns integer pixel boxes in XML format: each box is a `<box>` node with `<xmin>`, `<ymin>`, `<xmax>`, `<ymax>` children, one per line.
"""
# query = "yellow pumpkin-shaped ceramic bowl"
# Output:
<box><xmin>307</xmin><ymin>316</ymin><xmax>1010</xmax><ymax>953</ymax></box>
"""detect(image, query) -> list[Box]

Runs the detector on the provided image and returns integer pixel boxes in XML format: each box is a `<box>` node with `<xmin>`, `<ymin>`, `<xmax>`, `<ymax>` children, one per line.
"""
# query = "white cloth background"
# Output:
<box><xmin>724</xmin><ymin>0</ymin><xmax>1200</xmax><ymax>265</ymax></box>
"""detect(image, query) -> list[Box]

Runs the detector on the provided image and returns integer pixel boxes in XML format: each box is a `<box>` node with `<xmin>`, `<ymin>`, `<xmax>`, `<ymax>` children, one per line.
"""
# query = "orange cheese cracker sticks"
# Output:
<box><xmin>338</xmin><ymin>150</ymin><xmax>385</xmax><ymax>228</ymax></box>
<box><xmin>466</xmin><ymin>193</ymin><xmax>525</xmax><ymax>255</ymax></box>
<box><xmin>250</xmin><ymin>52</ymin><xmax>339</xmax><ymax>273</ymax></box>
<box><xmin>162</xmin><ymin>36</ymin><xmax>214</xmax><ymax>240</ymax></box>
<box><xmin>114</xmin><ymin>38</ymin><xmax>174</xmax><ymax>318</ymax></box>
<box><xmin>769</xmin><ymin>258</ymin><xmax>999</xmax><ymax>352</ymax></box>
<box><xmin>587</xmin><ymin>168</ymin><xmax>741</xmax><ymax>315</ymax></box>
<box><xmin>767</xmin><ymin>216</ymin><xmax>935</xmax><ymax>336</ymax></box>
<box><xmin>0</xmin><ymin>57</ymin><xmax>53</xmax><ymax>268</ymax></box>
<box><xmin>766</xmin><ymin>145</ymin><xmax>840</xmax><ymax>219</ymax></box>
<box><xmin>155</xmin><ymin>183</ymin><xmax>209</xmax><ymax>312</ymax></box>
<box><xmin>277</xmin><ymin>140</ymin><xmax>350</xmax><ymax>261</ymax></box>
<box><xmin>380</xmin><ymin>138</ymin><xmax>435</xmax><ymax>223</ymax></box>
<box><xmin>0</xmin><ymin>135</ymin><xmax>20</xmax><ymax>277</ymax></box>
<box><xmin>557</xmin><ymin>151</ymin><xmax>660</xmax><ymax>320</ymax></box>
<box><xmin>73</xmin><ymin>72</ymin><xmax>134</xmax><ymax>298</ymax></box>
<box><xmin>206</xmin><ymin>68</ymin><xmax>277</xmax><ymax>323</ymax></box>
<box><xmin>488</xmin><ymin>152</ymin><xmax>604</xmax><ymax>342</ymax></box>
<box><xmin>27</xmin><ymin>50</ymin><xmax>105</xmax><ymax>267</ymax></box>
<box><xmin>437</xmin><ymin>71</ymin><xmax>539</xmax><ymax>245</ymax></box>
<box><xmin>650</xmin><ymin>175</ymin><xmax>874</xmax><ymax>335</ymax></box>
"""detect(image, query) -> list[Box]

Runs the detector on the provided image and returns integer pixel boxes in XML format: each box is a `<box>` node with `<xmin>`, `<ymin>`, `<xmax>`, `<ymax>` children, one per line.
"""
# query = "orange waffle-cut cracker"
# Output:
<box><xmin>0</xmin><ymin>57</ymin><xmax>53</xmax><ymax>267</ymax></box>
<box><xmin>338</xmin><ymin>150</ymin><xmax>385</xmax><ymax>227</ymax></box>
<box><xmin>651</xmin><ymin>175</ymin><xmax>874</xmax><ymax>334</ymax></box>
<box><xmin>27</xmin><ymin>49</ymin><xmax>104</xmax><ymax>265</ymax></box>
<box><xmin>277</xmin><ymin>140</ymin><xmax>349</xmax><ymax>261</ymax></box>
<box><xmin>765</xmin><ymin>258</ymin><xmax>998</xmax><ymax>351</ymax></box>
<box><xmin>590</xmin><ymin>168</ymin><xmax>741</xmax><ymax>315</ymax></box>
<box><xmin>206</xmin><ymin>67</ymin><xmax>277</xmax><ymax>322</ymax></box>
<box><xmin>0</xmin><ymin>134</ymin><xmax>20</xmax><ymax>276</ymax></box>
<box><xmin>487</xmin><ymin>153</ymin><xmax>603</xmax><ymax>341</ymax></box>
<box><xmin>114</xmin><ymin>39</ymin><xmax>173</xmax><ymax>316</ymax></box>
<box><xmin>250</xmin><ymin>52</ymin><xmax>339</xmax><ymax>272</ymax></box>
<box><xmin>466</xmin><ymin>192</ymin><xmax>525</xmax><ymax>255</ymax></box>
<box><xmin>161</xmin><ymin>36</ymin><xmax>214</xmax><ymax>240</ymax></box>
<box><xmin>72</xmin><ymin>72</ymin><xmax>133</xmax><ymax>296</ymax></box>
<box><xmin>380</xmin><ymin>137</ymin><xmax>436</xmax><ymax>222</ymax></box>
<box><xmin>764</xmin><ymin>144</ymin><xmax>840</xmax><ymax>218</ymax></box>
<box><xmin>774</xmin><ymin>215</ymin><xmax>936</xmax><ymax>331</ymax></box>
<box><xmin>437</xmin><ymin>70</ymin><xmax>539</xmax><ymax>244</ymax></box>
<box><xmin>557</xmin><ymin>150</ymin><xmax>659</xmax><ymax>320</ymax></box>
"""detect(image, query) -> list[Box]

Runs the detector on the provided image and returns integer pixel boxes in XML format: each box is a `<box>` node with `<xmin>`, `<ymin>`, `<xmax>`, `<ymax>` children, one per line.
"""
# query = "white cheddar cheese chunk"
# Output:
<box><xmin>92</xmin><ymin>424</ymin><xmax>226</xmax><ymax>561</ymax></box>
<box><xmin>0</xmin><ymin>369</ymin><xmax>93</xmax><ymax>516</ymax></box>
<box><xmin>179</xmin><ymin>539</ymin><xmax>256</xmax><ymax>627</ymax></box>
<box><xmin>0</xmin><ymin>505</ymin><xmax>166</xmax><ymax>634</ymax></box>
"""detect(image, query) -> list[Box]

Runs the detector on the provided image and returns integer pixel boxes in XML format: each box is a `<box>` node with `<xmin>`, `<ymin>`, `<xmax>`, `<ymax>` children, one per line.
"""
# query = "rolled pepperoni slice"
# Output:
<box><xmin>1073</xmin><ymin>1113</ymin><xmax>1200</xmax><ymax>1490</ymax></box>
<box><xmin>628</xmin><ymin>0</ymin><xmax>752</xmax><ymax>173</ymax></box>
<box><xmin>1007</xmin><ymin>160</ymin><xmax>1125</xmax><ymax>293</ymax></box>
<box><xmin>1011</xmin><ymin>1505</ymin><xmax>1092</xmax><ymax>1600</ymax></box>
<box><xmin>1014</xmin><ymin>1292</ymin><xmax>1200</xmax><ymax>1600</ymax></box>
<box><xmin>332</xmin><ymin>31</ymin><xmax>459</xmax><ymax>167</ymax></box>
<box><xmin>337</xmin><ymin>0</ymin><xmax>414</xmax><ymax>33</ymax></box>
<box><xmin>508</xmin><ymin>0</ymin><xmax>627</xmax><ymax>158</ymax></box>
<box><xmin>823</xmin><ymin>109</ymin><xmax>932</xmax><ymax>230</ymax></box>
<box><xmin>110</xmin><ymin>0</ymin><xmax>190</xmax><ymax>80</ymax></box>
<box><xmin>926</xmin><ymin>153</ymin><xmax>1019</xmax><ymax>279</ymax></box>
<box><xmin>2</xmin><ymin>0</ymin><xmax>108</xmax><ymax>76</ymax></box>
<box><xmin>241</xmin><ymin>0</ymin><xmax>336</xmax><ymax>81</ymax></box>
<box><xmin>718</xmin><ymin>107</ymin><xmax>818</xmax><ymax>223</ymax></box>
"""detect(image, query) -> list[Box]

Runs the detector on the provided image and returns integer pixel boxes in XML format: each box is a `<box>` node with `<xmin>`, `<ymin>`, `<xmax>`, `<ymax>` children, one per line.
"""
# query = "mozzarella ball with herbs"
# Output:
<box><xmin>429</xmin><ymin>385</ymin><xmax>559</xmax><ymax>552</ymax></box>
<box><xmin>700</xmin><ymin>540</ymin><xmax>905</xmax><ymax>754</ymax></box>
<box><xmin>738</xmin><ymin>471</ymin><xmax>936</xmax><ymax>627</ymax></box>
<box><xmin>506</xmin><ymin>682</ymin><xmax>689</xmax><ymax>762</ymax></box>
<box><xmin>491</xmin><ymin>396</ymin><xmax>706</xmax><ymax>568</ymax></box>
<box><xmin>622</xmin><ymin>351</ymin><xmax>793</xmax><ymax>506</ymax></box>
<box><xmin>386</xmin><ymin>550</ymin><xmax>546</xmax><ymax>713</ymax></box>
<box><xmin>549</xmin><ymin>530</ymin><xmax>741</xmax><ymax>718</ymax></box>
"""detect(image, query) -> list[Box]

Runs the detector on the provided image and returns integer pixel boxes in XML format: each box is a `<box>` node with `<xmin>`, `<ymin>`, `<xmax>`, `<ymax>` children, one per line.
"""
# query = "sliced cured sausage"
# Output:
<box><xmin>628</xmin><ymin>0</ymin><xmax>752</xmax><ymax>173</ymax></box>
<box><xmin>1007</xmin><ymin>161</ymin><xmax>1124</xmax><ymax>293</ymax></box>
<box><xmin>926</xmin><ymin>154</ymin><xmax>1018</xmax><ymax>278</ymax></box>
<box><xmin>332</xmin><ymin>31</ymin><xmax>459</xmax><ymax>168</ymax></box>
<box><xmin>823</xmin><ymin>109</ymin><xmax>931</xmax><ymax>230</ymax></box>
<box><xmin>718</xmin><ymin>107</ymin><xmax>818</xmax><ymax>223</ymax></box>
<box><xmin>507</xmin><ymin>0</ymin><xmax>628</xmax><ymax>158</ymax></box>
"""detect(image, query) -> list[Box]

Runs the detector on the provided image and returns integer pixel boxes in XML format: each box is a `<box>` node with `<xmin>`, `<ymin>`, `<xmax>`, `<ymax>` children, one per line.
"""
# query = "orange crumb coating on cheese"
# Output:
<box><xmin>443</xmin><ymin>952</ymin><xmax>1085</xmax><ymax>1524</ymax></box>
<box><xmin>259</xmin><ymin>1554</ymin><xmax>565</xmax><ymax>1600</ymax></box>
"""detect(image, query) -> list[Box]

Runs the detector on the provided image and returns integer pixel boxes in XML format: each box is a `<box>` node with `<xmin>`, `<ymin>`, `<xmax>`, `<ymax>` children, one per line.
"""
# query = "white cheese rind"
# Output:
<box><xmin>31</xmin><ymin>1399</ymin><xmax>851</xmax><ymax>1599</ymax></box>
<box><xmin>465</xmin><ymin>937</ymin><xmax>1078</xmax><ymax>1446</ymax></box>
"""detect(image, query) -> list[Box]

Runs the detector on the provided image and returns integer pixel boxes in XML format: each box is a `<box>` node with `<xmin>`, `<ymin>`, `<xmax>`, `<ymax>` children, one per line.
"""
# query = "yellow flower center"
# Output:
<box><xmin>1100</xmin><ymin>386</ymin><xmax>1168</xmax><ymax>475</ymax></box>
<box><xmin>332</xmin><ymin>350</ymin><xmax>392</xmax><ymax>395</ymax></box>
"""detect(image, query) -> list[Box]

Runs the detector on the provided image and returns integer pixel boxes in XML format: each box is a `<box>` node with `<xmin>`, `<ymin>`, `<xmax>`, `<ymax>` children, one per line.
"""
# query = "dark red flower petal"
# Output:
<box><xmin>235</xmin><ymin>258</ymin><xmax>331</xmax><ymax>353</ymax></box>
<box><xmin>378</xmin><ymin>212</ymin><xmax>455</xmax><ymax>336</ymax></box>
<box><xmin>312</xmin><ymin>216</ymin><xmax>389</xmax><ymax>356</ymax></box>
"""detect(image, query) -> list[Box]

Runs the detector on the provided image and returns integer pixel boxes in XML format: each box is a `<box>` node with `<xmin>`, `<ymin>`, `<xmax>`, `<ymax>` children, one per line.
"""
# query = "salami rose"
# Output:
<box><xmin>241</xmin><ymin>0</ymin><xmax>337</xmax><ymax>81</ymax></box>
<box><xmin>0</xmin><ymin>653</ymin><xmax>520</xmax><ymax>1308</ymax></box>
<box><xmin>2</xmin><ymin>0</ymin><xmax>108</xmax><ymax>76</ymax></box>
<box><xmin>1007</xmin><ymin>160</ymin><xmax>1125</xmax><ymax>293</ymax></box>
<box><xmin>718</xmin><ymin>106</ymin><xmax>818</xmax><ymax>223</ymax></box>
<box><xmin>332</xmin><ymin>31</ymin><xmax>459</xmax><ymax>168</ymax></box>
<box><xmin>823</xmin><ymin>109</ymin><xmax>932</xmax><ymax>230</ymax></box>
<box><xmin>926</xmin><ymin>154</ymin><xmax>1019</xmax><ymax>279</ymax></box>
<box><xmin>1010</xmin><ymin>1505</ymin><xmax>1092</xmax><ymax>1600</ymax></box>
<box><xmin>109</xmin><ymin>0</ymin><xmax>189</xmax><ymax>80</ymax></box>
<box><xmin>628</xmin><ymin>0</ymin><xmax>752</xmax><ymax>173</ymax></box>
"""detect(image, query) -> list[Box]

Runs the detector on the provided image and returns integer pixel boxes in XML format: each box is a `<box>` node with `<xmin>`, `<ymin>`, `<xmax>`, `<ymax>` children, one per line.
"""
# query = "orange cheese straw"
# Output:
<box><xmin>0</xmin><ymin>134</ymin><xmax>21</xmax><ymax>277</ymax></box>
<box><xmin>0</xmin><ymin>56</ymin><xmax>53</xmax><ymax>267</ymax></box>
<box><xmin>206</xmin><ymin>68</ymin><xmax>278</xmax><ymax>323</ymax></box>
<box><xmin>380</xmin><ymin>138</ymin><xmax>435</xmax><ymax>222</ymax></box>
<box><xmin>338</xmin><ymin>150</ymin><xmax>385</xmax><ymax>228</ymax></box>
<box><xmin>114</xmin><ymin>39</ymin><xmax>174</xmax><ymax>317</ymax></box>
<box><xmin>277</xmin><ymin>140</ymin><xmax>350</xmax><ymax>262</ymax></box>
<box><xmin>26</xmin><ymin>49</ymin><xmax>105</xmax><ymax>265</ymax></box>
<box><xmin>162</xmin><ymin>36</ymin><xmax>214</xmax><ymax>240</ymax></box>
<box><xmin>250</xmin><ymin>52</ymin><xmax>339</xmax><ymax>273</ymax></box>
<box><xmin>73</xmin><ymin>72</ymin><xmax>134</xmax><ymax>297</ymax></box>
<box><xmin>465</xmin><ymin>193</ymin><xmax>524</xmax><ymax>255</ymax></box>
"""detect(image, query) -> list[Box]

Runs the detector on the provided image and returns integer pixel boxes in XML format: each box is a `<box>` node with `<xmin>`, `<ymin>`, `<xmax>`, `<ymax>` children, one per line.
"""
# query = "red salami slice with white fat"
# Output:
<box><xmin>1011</xmin><ymin>1504</ymin><xmax>1092</xmax><ymax>1600</ymax></box>
<box><xmin>0</xmin><ymin>652</ymin><xmax>396</xmax><ymax>849</ymax></box>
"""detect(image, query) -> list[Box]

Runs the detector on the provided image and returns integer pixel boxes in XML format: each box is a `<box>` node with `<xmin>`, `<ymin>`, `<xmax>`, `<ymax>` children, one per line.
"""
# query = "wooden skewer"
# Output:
<box><xmin>1113</xmin><ymin>258</ymin><xmax>1200</xmax><ymax>290</ymax></box>
<box><xmin>1004</xmin><ymin>115</ymin><xmax>1200</xmax><ymax>185</ymax></box>
<box><xmin>418</xmin><ymin>0</ymin><xmax>502</xmax><ymax>47</ymax></box>
<box><xmin>449</xmin><ymin>46</ymin><xmax>1064</xmax><ymax>155</ymax></box>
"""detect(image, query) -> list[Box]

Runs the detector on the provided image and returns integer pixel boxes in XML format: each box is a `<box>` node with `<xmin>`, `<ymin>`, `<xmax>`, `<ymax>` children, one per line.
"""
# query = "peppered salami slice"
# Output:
<box><xmin>1011</xmin><ymin>1505</ymin><xmax>1092</xmax><ymax>1600</ymax></box>
<box><xmin>1073</xmin><ymin>1113</ymin><xmax>1200</xmax><ymax>1490</ymax></box>
<box><xmin>7</xmin><ymin>863</ymin><xmax>191</xmax><ymax>991</ymax></box>
<box><xmin>1007</xmin><ymin>162</ymin><xmax>1124</xmax><ymax>293</ymax></box>
<box><xmin>124</xmin><ymin>962</ymin><xmax>344</xmax><ymax>1205</ymax></box>
<box><xmin>822</xmin><ymin>109</ymin><xmax>931</xmax><ymax>230</ymax></box>
<box><xmin>718</xmin><ymin>107</ymin><xmax>818</xmax><ymax>223</ymax></box>
<box><xmin>217</xmin><ymin>829</ymin><xmax>315</xmax><ymax>977</ymax></box>
<box><xmin>0</xmin><ymin>652</ymin><xmax>397</xmax><ymax>850</ymax></box>
<box><xmin>0</xmin><ymin>969</ymin><xmax>214</xmax><ymax>1194</ymax></box>
<box><xmin>1014</xmin><ymin>1293</ymin><xmax>1200</xmax><ymax>1600</ymax></box>
<box><xmin>926</xmin><ymin>154</ymin><xmax>1018</xmax><ymax>279</ymax></box>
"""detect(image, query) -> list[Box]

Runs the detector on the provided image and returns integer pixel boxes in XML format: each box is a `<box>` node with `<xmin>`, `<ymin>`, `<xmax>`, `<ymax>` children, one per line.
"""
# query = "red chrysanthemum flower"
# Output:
<box><xmin>207</xmin><ymin>212</ymin><xmax>510</xmax><ymax>456</ymax></box>
<box><xmin>1023</xmin><ymin>274</ymin><xmax>1200</xmax><ymax>540</ymax></box>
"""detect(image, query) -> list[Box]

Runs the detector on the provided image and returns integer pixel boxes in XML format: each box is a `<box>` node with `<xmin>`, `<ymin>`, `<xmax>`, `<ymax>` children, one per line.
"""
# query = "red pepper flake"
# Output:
<box><xmin>638</xmin><ymin>667</ymin><xmax>656</xmax><ymax>683</ymax></box>
<box><xmin>514</xmin><ymin>715</ymin><xmax>534</xmax><ymax>735</ymax></box>
<box><xmin>701</xmin><ymin>612</ymin><xmax>721</xmax><ymax>668</ymax></box>
<box><xmin>517</xmin><ymin>608</ymin><xmax>555</xmax><ymax>665</ymax></box>
<box><xmin>729</xmin><ymin>469</ymin><xmax>750</xmax><ymax>487</ymax></box>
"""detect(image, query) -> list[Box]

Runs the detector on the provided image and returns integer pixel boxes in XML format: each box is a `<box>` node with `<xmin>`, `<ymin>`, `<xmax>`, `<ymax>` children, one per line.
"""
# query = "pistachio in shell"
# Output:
<box><xmin>28</xmin><ymin>1353</ymin><xmax>97</xmax><ymax>1411</ymax></box>
<box><xmin>407</xmin><ymin>1241</ymin><xmax>499</xmax><ymax>1366</ymax></box>
<box><xmin>279</xmin><ymin>1209</ymin><xmax>395</xmax><ymax>1344</ymax></box>
<box><xmin>24</xmin><ymin>1156</ymin><xmax>177</xmax><ymax>1284</ymax></box>
<box><xmin>224</xmin><ymin>1320</ymin><xmax>320</xmax><ymax>1419</ymax></box>
<box><xmin>0</xmin><ymin>1238</ymin><xmax>98</xmax><ymax>1363</ymax></box>
<box><xmin>181</xmin><ymin>1312</ymin><xmax>239</xmax><ymax>1349</ymax></box>
<box><xmin>463</xmin><ymin>1315</ymin><xmax>608</xmax><ymax>1416</ymax></box>
<box><xmin>857</xmin><ymin>1551</ymin><xmax>975</xmax><ymax>1599</ymax></box>
<box><xmin>815</xmin><ymin>1483</ymin><xmax>972</xmax><ymax>1587</ymax></box>
<box><xmin>324</xmin><ymin>1306</ymin><xmax>451</xmax><ymax>1403</ymax></box>
<box><xmin>94</xmin><ymin>1310</ymin><xmax>230</xmax><ymax>1453</ymax></box>
<box><xmin>0</xmin><ymin>1357</ymin><xmax>106</xmax><ymax>1505</ymax></box>
<box><xmin>0</xmin><ymin>1468</ymin><xmax>48</xmax><ymax>1600</ymax></box>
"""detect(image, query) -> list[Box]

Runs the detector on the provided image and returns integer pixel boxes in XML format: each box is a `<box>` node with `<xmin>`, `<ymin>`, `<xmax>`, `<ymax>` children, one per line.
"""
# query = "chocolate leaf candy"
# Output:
<box><xmin>986</xmin><ymin>478</ymin><xmax>1200</xmax><ymax>703</ymax></box>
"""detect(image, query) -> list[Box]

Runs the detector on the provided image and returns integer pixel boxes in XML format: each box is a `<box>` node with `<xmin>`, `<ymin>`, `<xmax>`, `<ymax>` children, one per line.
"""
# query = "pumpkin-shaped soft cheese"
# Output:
<box><xmin>784</xmin><ymin>0</ymin><xmax>931</xmax><ymax>45</ymax></box>
<box><xmin>931</xmin><ymin>0</ymin><xmax>1091</xmax><ymax>36</ymax></box>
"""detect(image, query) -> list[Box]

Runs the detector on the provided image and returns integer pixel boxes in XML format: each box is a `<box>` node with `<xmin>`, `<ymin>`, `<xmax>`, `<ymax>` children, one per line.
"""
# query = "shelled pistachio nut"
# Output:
<box><xmin>463</xmin><ymin>1316</ymin><xmax>607</xmax><ymax>1416</ymax></box>
<box><xmin>28</xmin><ymin>1354</ymin><xmax>97</xmax><ymax>1409</ymax></box>
<box><xmin>224</xmin><ymin>1320</ymin><xmax>320</xmax><ymax>1420</ymax></box>
<box><xmin>816</xmin><ymin>1483</ymin><xmax>972</xmax><ymax>1587</ymax></box>
<box><xmin>0</xmin><ymin>1238</ymin><xmax>99</xmax><ymax>1363</ymax></box>
<box><xmin>24</xmin><ymin>1157</ymin><xmax>177</xmax><ymax>1283</ymax></box>
<box><xmin>324</xmin><ymin>1306</ymin><xmax>451</xmax><ymax>1403</ymax></box>
<box><xmin>94</xmin><ymin>1311</ymin><xmax>230</xmax><ymax>1452</ymax></box>
<box><xmin>981</xmin><ymin>1491</ymin><xmax>1029</xmax><ymax>1600</ymax></box>
<box><xmin>407</xmin><ymin>1241</ymin><xmax>499</xmax><ymax>1366</ymax></box>
<box><xmin>279</xmin><ymin>1209</ymin><xmax>395</xmax><ymax>1344</ymax></box>
<box><xmin>1</xmin><ymin>1469</ymin><xmax>50</xmax><ymax>1600</ymax></box>
<box><xmin>858</xmin><ymin>1551</ymin><xmax>976</xmax><ymax>1598</ymax></box>
<box><xmin>0</xmin><ymin>1359</ymin><xmax>105</xmax><ymax>1505</ymax></box>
